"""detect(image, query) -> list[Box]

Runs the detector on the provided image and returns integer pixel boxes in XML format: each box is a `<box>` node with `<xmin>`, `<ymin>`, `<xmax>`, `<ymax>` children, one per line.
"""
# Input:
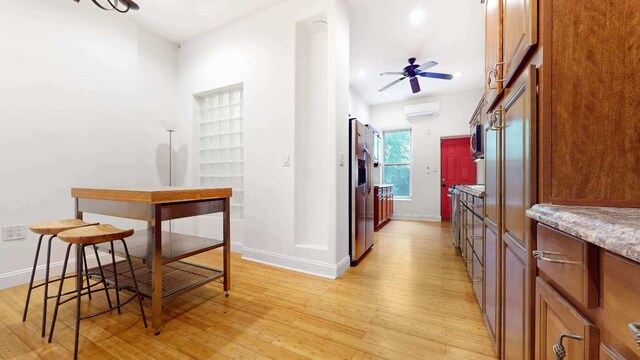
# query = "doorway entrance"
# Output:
<box><xmin>440</xmin><ymin>136</ymin><xmax>477</xmax><ymax>220</ymax></box>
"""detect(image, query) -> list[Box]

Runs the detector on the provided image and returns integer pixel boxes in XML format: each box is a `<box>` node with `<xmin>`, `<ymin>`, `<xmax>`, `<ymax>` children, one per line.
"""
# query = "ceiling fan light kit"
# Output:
<box><xmin>74</xmin><ymin>0</ymin><xmax>140</xmax><ymax>13</ymax></box>
<box><xmin>379</xmin><ymin>58</ymin><xmax>454</xmax><ymax>94</ymax></box>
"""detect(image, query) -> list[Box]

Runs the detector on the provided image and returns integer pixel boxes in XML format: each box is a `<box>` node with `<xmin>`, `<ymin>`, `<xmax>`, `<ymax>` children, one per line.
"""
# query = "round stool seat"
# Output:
<box><xmin>57</xmin><ymin>225</ymin><xmax>134</xmax><ymax>245</ymax></box>
<box><xmin>29</xmin><ymin>220</ymin><xmax>97</xmax><ymax>236</ymax></box>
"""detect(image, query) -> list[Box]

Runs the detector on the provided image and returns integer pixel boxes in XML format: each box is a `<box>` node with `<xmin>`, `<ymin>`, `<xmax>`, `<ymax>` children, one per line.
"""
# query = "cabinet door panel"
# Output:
<box><xmin>485</xmin><ymin>0</ymin><xmax>503</xmax><ymax>107</ymax></box>
<box><xmin>485</xmin><ymin>225</ymin><xmax>499</xmax><ymax>343</ymax></box>
<box><xmin>502</xmin><ymin>65</ymin><xmax>537</xmax><ymax>248</ymax></box>
<box><xmin>503</xmin><ymin>238</ymin><xmax>527</xmax><ymax>360</ymax></box>
<box><xmin>485</xmin><ymin>121</ymin><xmax>500</xmax><ymax>226</ymax></box>
<box><xmin>502</xmin><ymin>0</ymin><xmax>537</xmax><ymax>86</ymax></box>
<box><xmin>535</xmin><ymin>278</ymin><xmax>598</xmax><ymax>360</ymax></box>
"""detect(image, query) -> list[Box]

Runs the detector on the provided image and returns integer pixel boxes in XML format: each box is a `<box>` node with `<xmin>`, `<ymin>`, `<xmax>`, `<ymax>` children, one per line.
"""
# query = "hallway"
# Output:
<box><xmin>0</xmin><ymin>220</ymin><xmax>496</xmax><ymax>359</ymax></box>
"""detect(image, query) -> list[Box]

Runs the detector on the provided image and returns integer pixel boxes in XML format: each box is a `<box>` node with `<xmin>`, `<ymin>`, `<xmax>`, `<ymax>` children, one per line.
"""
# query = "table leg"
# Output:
<box><xmin>151</xmin><ymin>205</ymin><xmax>163</xmax><ymax>335</ymax></box>
<box><xmin>223</xmin><ymin>198</ymin><xmax>231</xmax><ymax>296</ymax></box>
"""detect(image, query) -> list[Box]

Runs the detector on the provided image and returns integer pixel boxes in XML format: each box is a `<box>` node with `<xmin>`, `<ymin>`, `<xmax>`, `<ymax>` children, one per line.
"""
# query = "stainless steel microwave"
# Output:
<box><xmin>471</xmin><ymin>123</ymin><xmax>483</xmax><ymax>159</ymax></box>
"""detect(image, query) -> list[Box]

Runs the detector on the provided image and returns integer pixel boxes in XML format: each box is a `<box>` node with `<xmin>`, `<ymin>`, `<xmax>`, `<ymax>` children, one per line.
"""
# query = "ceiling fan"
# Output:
<box><xmin>73</xmin><ymin>0</ymin><xmax>140</xmax><ymax>13</ymax></box>
<box><xmin>379</xmin><ymin>58</ymin><xmax>454</xmax><ymax>94</ymax></box>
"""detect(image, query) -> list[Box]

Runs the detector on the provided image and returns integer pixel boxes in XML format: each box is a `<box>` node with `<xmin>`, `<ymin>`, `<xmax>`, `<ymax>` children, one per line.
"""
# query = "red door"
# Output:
<box><xmin>441</xmin><ymin>137</ymin><xmax>477</xmax><ymax>220</ymax></box>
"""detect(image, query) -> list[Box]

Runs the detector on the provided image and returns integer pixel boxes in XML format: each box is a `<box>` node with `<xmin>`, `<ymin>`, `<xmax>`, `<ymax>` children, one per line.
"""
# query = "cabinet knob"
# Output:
<box><xmin>553</xmin><ymin>333</ymin><xmax>584</xmax><ymax>360</ymax></box>
<box><xmin>628</xmin><ymin>322</ymin><xmax>640</xmax><ymax>349</ymax></box>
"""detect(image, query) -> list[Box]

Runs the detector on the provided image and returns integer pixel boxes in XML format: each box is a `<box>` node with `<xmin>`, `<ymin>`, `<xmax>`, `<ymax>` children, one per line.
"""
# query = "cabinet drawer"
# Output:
<box><xmin>535</xmin><ymin>278</ymin><xmax>599</xmax><ymax>360</ymax></box>
<box><xmin>603</xmin><ymin>252</ymin><xmax>640</xmax><ymax>360</ymax></box>
<box><xmin>535</xmin><ymin>224</ymin><xmax>598</xmax><ymax>309</ymax></box>
<box><xmin>473</xmin><ymin>253</ymin><xmax>483</xmax><ymax>310</ymax></box>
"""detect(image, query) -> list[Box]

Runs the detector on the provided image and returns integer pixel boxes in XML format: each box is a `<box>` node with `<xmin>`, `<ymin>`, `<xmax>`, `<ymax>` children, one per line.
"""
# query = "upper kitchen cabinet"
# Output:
<box><xmin>540</xmin><ymin>0</ymin><xmax>640</xmax><ymax>206</ymax></box>
<box><xmin>501</xmin><ymin>0</ymin><xmax>537</xmax><ymax>87</ymax></box>
<box><xmin>484</xmin><ymin>0</ymin><xmax>502</xmax><ymax>108</ymax></box>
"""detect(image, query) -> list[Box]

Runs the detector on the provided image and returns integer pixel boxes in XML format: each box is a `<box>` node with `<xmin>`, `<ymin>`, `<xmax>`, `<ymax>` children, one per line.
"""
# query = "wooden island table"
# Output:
<box><xmin>71</xmin><ymin>187</ymin><xmax>232</xmax><ymax>335</ymax></box>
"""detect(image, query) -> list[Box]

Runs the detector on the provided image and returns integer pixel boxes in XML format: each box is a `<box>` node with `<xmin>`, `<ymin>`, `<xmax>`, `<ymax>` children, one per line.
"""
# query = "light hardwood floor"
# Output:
<box><xmin>0</xmin><ymin>220</ymin><xmax>497</xmax><ymax>359</ymax></box>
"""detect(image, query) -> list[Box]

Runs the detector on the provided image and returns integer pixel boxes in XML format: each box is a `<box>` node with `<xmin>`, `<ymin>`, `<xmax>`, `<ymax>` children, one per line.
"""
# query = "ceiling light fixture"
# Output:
<box><xmin>453</xmin><ymin>71</ymin><xmax>463</xmax><ymax>78</ymax></box>
<box><xmin>409</xmin><ymin>9</ymin><xmax>426</xmax><ymax>26</ymax></box>
<box><xmin>358</xmin><ymin>70</ymin><xmax>366</xmax><ymax>77</ymax></box>
<box><xmin>383</xmin><ymin>92</ymin><xmax>390</xmax><ymax>97</ymax></box>
<box><xmin>74</xmin><ymin>0</ymin><xmax>140</xmax><ymax>13</ymax></box>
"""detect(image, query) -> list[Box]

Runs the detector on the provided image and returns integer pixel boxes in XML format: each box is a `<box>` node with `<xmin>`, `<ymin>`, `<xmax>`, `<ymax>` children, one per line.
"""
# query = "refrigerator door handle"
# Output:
<box><xmin>364</xmin><ymin>147</ymin><xmax>373</xmax><ymax>195</ymax></box>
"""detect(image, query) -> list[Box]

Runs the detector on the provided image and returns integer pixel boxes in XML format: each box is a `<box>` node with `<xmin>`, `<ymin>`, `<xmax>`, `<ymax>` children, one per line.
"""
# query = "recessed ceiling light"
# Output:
<box><xmin>358</xmin><ymin>70</ymin><xmax>366</xmax><ymax>77</ymax></box>
<box><xmin>409</xmin><ymin>9</ymin><xmax>426</xmax><ymax>26</ymax></box>
<box><xmin>383</xmin><ymin>92</ymin><xmax>390</xmax><ymax>97</ymax></box>
<box><xmin>453</xmin><ymin>71</ymin><xmax>463</xmax><ymax>78</ymax></box>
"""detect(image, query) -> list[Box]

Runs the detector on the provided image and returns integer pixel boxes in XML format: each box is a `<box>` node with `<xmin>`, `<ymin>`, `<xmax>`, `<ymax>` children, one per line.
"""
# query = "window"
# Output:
<box><xmin>383</xmin><ymin>129</ymin><xmax>411</xmax><ymax>198</ymax></box>
<box><xmin>196</xmin><ymin>85</ymin><xmax>244</xmax><ymax>219</ymax></box>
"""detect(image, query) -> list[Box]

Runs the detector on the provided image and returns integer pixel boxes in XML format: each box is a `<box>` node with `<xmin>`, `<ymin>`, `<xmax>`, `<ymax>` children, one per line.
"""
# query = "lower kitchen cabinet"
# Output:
<box><xmin>532</xmin><ymin>222</ymin><xmax>640</xmax><ymax>360</ymax></box>
<box><xmin>374</xmin><ymin>185</ymin><xmax>393</xmax><ymax>231</ymax></box>
<box><xmin>503</xmin><ymin>238</ymin><xmax>529</xmax><ymax>360</ymax></box>
<box><xmin>535</xmin><ymin>278</ymin><xmax>599</xmax><ymax>360</ymax></box>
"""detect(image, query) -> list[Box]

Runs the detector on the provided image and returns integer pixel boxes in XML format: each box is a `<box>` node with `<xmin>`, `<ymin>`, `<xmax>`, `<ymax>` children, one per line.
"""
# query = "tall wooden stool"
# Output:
<box><xmin>24</xmin><ymin>219</ymin><xmax>107</xmax><ymax>338</ymax></box>
<box><xmin>48</xmin><ymin>224</ymin><xmax>147</xmax><ymax>360</ymax></box>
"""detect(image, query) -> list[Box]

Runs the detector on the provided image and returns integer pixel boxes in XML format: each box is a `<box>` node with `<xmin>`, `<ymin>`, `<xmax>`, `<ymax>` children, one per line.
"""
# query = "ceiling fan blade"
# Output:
<box><xmin>380</xmin><ymin>72</ymin><xmax>405</xmax><ymax>76</ymax></box>
<box><xmin>410</xmin><ymin>77</ymin><xmax>421</xmax><ymax>93</ymax></box>
<box><xmin>419</xmin><ymin>72</ymin><xmax>454</xmax><ymax>80</ymax></box>
<box><xmin>416</xmin><ymin>61</ymin><xmax>438</xmax><ymax>72</ymax></box>
<box><xmin>378</xmin><ymin>77</ymin><xmax>407</xmax><ymax>92</ymax></box>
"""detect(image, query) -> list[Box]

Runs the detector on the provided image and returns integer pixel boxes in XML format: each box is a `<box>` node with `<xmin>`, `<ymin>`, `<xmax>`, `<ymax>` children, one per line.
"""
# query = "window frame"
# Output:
<box><xmin>381</xmin><ymin>127</ymin><xmax>413</xmax><ymax>199</ymax></box>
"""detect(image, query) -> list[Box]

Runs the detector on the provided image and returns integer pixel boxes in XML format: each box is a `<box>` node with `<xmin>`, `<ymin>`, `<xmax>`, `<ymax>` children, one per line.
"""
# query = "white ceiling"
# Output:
<box><xmin>126</xmin><ymin>0</ymin><xmax>287</xmax><ymax>43</ymax></box>
<box><xmin>348</xmin><ymin>0</ymin><xmax>485</xmax><ymax>105</ymax></box>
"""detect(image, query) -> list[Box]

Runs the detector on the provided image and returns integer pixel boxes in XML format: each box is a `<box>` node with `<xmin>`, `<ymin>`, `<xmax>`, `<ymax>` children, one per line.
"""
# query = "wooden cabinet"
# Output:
<box><xmin>497</xmin><ymin>65</ymin><xmax>537</xmax><ymax>360</ymax></box>
<box><xmin>602</xmin><ymin>252</ymin><xmax>640</xmax><ymax>360</ymax></box>
<box><xmin>484</xmin><ymin>225</ymin><xmax>500</xmax><ymax>348</ymax></box>
<box><xmin>373</xmin><ymin>185</ymin><xmax>393</xmax><ymax>231</ymax></box>
<box><xmin>484</xmin><ymin>0</ymin><xmax>503</xmax><ymax>108</ymax></box>
<box><xmin>501</xmin><ymin>0</ymin><xmax>537</xmax><ymax>87</ymax></box>
<box><xmin>535</xmin><ymin>278</ymin><xmax>599</xmax><ymax>360</ymax></box>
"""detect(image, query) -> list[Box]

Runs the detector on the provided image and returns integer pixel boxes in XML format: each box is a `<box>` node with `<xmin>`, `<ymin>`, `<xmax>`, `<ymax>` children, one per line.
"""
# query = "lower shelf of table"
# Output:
<box><xmin>88</xmin><ymin>259</ymin><xmax>224</xmax><ymax>300</ymax></box>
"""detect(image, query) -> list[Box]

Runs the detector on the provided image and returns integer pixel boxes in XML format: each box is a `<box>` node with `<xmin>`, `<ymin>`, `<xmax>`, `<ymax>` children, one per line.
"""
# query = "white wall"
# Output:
<box><xmin>369</xmin><ymin>90</ymin><xmax>482</xmax><ymax>221</ymax></box>
<box><xmin>0</xmin><ymin>0</ymin><xmax>178</xmax><ymax>289</ymax></box>
<box><xmin>349</xmin><ymin>87</ymin><xmax>370</xmax><ymax>123</ymax></box>
<box><xmin>176</xmin><ymin>0</ymin><xmax>350</xmax><ymax>278</ymax></box>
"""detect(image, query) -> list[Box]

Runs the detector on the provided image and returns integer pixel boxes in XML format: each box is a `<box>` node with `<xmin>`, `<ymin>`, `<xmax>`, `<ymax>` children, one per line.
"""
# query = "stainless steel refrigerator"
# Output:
<box><xmin>349</xmin><ymin>118</ymin><xmax>375</xmax><ymax>264</ymax></box>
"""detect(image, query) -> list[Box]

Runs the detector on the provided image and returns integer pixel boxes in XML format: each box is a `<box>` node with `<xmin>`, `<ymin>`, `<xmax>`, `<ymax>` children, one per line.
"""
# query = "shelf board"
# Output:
<box><xmin>98</xmin><ymin>230</ymin><xmax>224</xmax><ymax>265</ymax></box>
<box><xmin>88</xmin><ymin>259</ymin><xmax>223</xmax><ymax>300</ymax></box>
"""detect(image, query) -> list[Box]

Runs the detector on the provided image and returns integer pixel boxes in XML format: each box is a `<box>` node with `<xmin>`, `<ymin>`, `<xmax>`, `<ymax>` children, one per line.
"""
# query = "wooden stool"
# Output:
<box><xmin>48</xmin><ymin>224</ymin><xmax>147</xmax><ymax>360</ymax></box>
<box><xmin>24</xmin><ymin>219</ymin><xmax>103</xmax><ymax>338</ymax></box>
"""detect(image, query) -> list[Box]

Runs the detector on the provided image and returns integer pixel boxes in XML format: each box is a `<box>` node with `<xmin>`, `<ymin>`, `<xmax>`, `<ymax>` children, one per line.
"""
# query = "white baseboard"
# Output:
<box><xmin>0</xmin><ymin>253</ymin><xmax>114</xmax><ymax>290</ymax></box>
<box><xmin>242</xmin><ymin>247</ymin><xmax>350</xmax><ymax>279</ymax></box>
<box><xmin>391</xmin><ymin>214</ymin><xmax>441</xmax><ymax>221</ymax></box>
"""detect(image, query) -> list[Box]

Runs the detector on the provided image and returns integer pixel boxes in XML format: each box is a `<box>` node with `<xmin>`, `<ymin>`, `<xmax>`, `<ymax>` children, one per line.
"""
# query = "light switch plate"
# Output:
<box><xmin>3</xmin><ymin>225</ymin><xmax>27</xmax><ymax>241</ymax></box>
<box><xmin>282</xmin><ymin>154</ymin><xmax>290</xmax><ymax>167</ymax></box>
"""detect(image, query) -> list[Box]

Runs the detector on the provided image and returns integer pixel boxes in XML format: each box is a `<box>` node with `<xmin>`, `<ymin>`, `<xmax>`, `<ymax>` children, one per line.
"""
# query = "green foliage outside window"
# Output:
<box><xmin>383</xmin><ymin>130</ymin><xmax>411</xmax><ymax>197</ymax></box>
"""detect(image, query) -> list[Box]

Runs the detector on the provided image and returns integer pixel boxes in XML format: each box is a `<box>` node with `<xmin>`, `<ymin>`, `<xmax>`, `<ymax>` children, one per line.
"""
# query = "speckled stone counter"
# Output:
<box><xmin>456</xmin><ymin>185</ymin><xmax>485</xmax><ymax>198</ymax></box>
<box><xmin>526</xmin><ymin>204</ymin><xmax>640</xmax><ymax>263</ymax></box>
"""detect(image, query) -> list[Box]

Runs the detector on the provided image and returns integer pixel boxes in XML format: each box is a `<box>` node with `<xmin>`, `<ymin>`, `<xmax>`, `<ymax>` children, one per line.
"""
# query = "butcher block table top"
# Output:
<box><xmin>71</xmin><ymin>187</ymin><xmax>232</xmax><ymax>204</ymax></box>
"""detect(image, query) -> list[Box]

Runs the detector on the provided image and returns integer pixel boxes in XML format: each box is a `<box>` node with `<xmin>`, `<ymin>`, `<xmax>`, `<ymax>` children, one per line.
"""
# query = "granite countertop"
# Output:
<box><xmin>526</xmin><ymin>204</ymin><xmax>640</xmax><ymax>263</ymax></box>
<box><xmin>375</xmin><ymin>184</ymin><xmax>394</xmax><ymax>188</ymax></box>
<box><xmin>455</xmin><ymin>185</ymin><xmax>485</xmax><ymax>198</ymax></box>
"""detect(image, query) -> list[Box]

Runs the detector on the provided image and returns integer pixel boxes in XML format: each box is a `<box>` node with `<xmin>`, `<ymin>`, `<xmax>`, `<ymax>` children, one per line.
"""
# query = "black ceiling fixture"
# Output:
<box><xmin>74</xmin><ymin>0</ymin><xmax>140</xmax><ymax>13</ymax></box>
<box><xmin>379</xmin><ymin>58</ymin><xmax>454</xmax><ymax>94</ymax></box>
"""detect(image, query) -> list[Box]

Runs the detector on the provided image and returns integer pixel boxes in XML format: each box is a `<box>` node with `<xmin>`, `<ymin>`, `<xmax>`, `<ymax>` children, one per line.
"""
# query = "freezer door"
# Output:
<box><xmin>352</xmin><ymin>121</ymin><xmax>368</xmax><ymax>261</ymax></box>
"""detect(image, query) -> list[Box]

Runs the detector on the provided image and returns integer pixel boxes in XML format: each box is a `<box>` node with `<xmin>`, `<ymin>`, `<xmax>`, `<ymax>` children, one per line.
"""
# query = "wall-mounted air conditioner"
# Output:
<box><xmin>404</xmin><ymin>102</ymin><xmax>440</xmax><ymax>120</ymax></box>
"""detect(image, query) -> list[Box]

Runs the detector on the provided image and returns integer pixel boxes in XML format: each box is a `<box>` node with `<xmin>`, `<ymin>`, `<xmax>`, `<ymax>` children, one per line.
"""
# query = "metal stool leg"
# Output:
<box><xmin>109</xmin><ymin>241</ymin><xmax>121</xmax><ymax>315</ymax></box>
<box><xmin>121</xmin><ymin>239</ymin><xmax>147</xmax><ymax>328</ymax></box>
<box><xmin>73</xmin><ymin>245</ymin><xmax>84</xmax><ymax>360</ymax></box>
<box><xmin>23</xmin><ymin>234</ymin><xmax>44</xmax><ymax>322</ymax></box>
<box><xmin>41</xmin><ymin>235</ymin><xmax>56</xmax><ymax>338</ymax></box>
<box><xmin>92</xmin><ymin>245</ymin><xmax>112</xmax><ymax>308</ymax></box>
<box><xmin>82</xmin><ymin>250</ymin><xmax>92</xmax><ymax>300</ymax></box>
<box><xmin>48</xmin><ymin>243</ymin><xmax>72</xmax><ymax>343</ymax></box>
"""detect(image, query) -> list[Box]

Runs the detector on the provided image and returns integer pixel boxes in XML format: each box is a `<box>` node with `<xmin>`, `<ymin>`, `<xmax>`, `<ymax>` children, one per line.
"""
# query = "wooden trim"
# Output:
<box><xmin>72</xmin><ymin>187</ymin><xmax>232</xmax><ymax>204</ymax></box>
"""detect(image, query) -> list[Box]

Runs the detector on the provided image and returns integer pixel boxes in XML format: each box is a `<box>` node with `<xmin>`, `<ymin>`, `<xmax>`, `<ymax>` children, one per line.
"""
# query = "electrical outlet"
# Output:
<box><xmin>3</xmin><ymin>225</ymin><xmax>27</xmax><ymax>241</ymax></box>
